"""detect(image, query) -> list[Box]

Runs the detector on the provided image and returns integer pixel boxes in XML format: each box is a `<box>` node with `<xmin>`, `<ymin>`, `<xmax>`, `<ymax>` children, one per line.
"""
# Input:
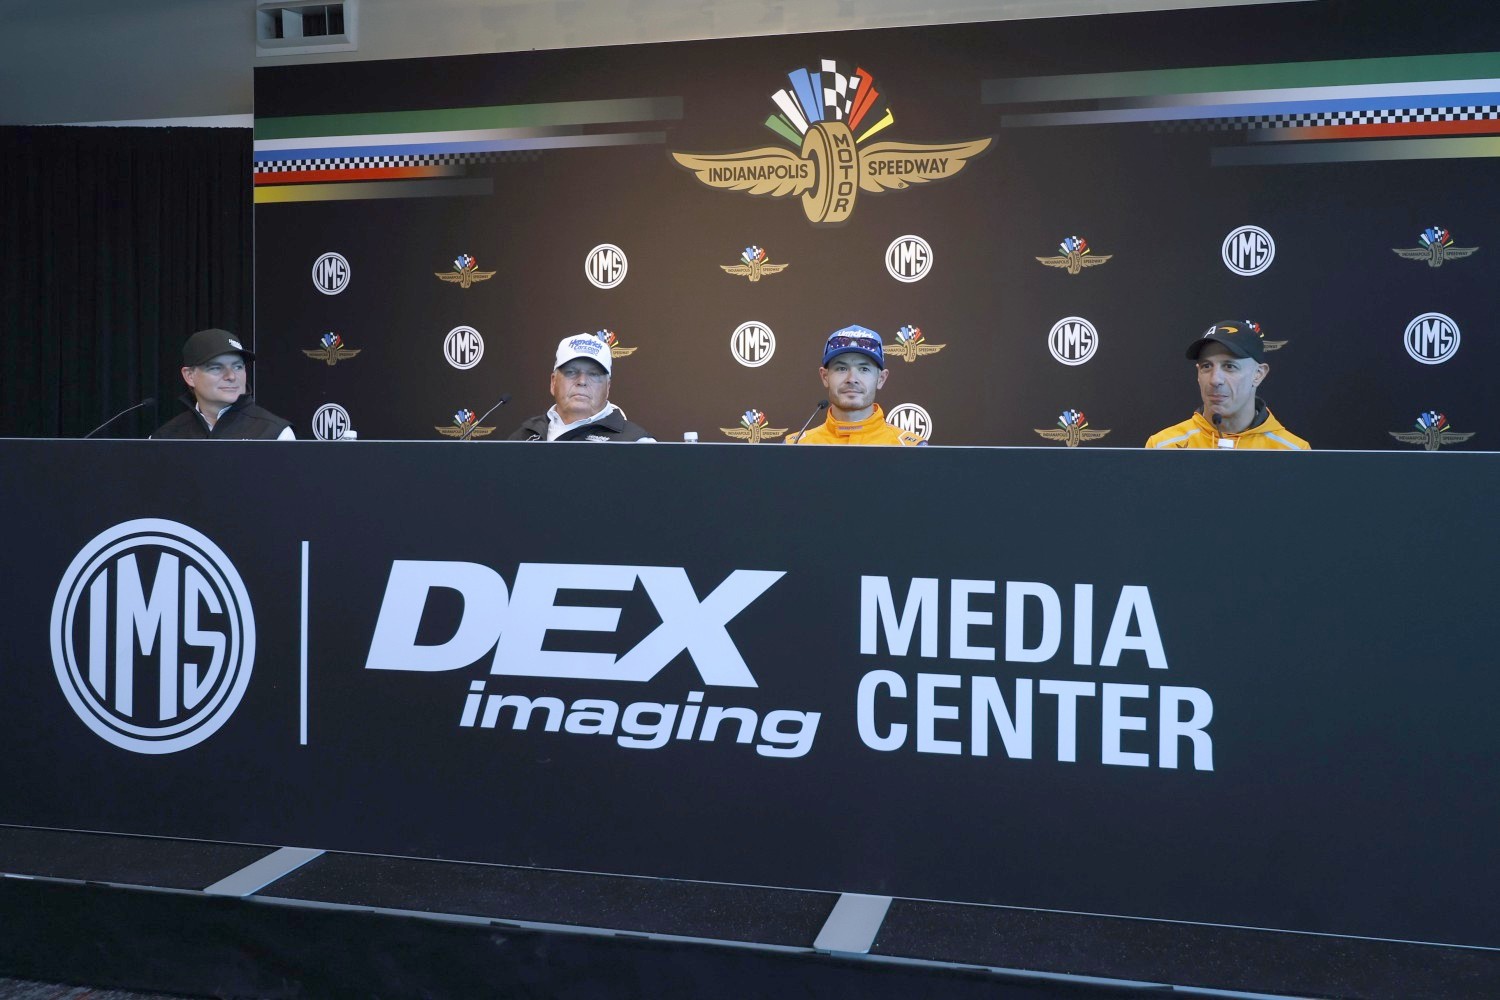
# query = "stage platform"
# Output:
<box><xmin>1</xmin><ymin>826</ymin><xmax>1493</xmax><ymax>999</ymax></box>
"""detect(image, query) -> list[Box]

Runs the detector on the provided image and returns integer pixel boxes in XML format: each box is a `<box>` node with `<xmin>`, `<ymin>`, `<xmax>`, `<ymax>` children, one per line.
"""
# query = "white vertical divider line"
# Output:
<box><xmin>300</xmin><ymin>539</ymin><xmax>309</xmax><ymax>746</ymax></box>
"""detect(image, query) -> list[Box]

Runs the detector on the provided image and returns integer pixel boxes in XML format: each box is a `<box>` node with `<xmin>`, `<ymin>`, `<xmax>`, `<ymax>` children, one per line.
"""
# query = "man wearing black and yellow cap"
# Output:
<box><xmin>788</xmin><ymin>325</ymin><xmax>923</xmax><ymax>446</ymax></box>
<box><xmin>153</xmin><ymin>328</ymin><xmax>293</xmax><ymax>440</ymax></box>
<box><xmin>1146</xmin><ymin>321</ymin><xmax>1308</xmax><ymax>450</ymax></box>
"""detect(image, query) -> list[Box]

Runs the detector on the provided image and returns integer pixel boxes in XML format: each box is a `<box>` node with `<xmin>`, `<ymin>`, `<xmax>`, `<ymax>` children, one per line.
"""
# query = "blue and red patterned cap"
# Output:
<box><xmin>821</xmin><ymin>324</ymin><xmax>885</xmax><ymax>369</ymax></box>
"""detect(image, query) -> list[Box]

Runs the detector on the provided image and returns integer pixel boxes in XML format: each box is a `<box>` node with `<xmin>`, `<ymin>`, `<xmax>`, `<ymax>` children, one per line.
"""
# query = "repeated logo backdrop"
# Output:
<box><xmin>253</xmin><ymin>1</ymin><xmax>1499</xmax><ymax>450</ymax></box>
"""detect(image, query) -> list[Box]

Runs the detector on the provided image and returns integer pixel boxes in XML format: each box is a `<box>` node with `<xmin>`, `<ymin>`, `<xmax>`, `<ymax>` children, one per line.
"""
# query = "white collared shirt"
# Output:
<box><xmin>544</xmin><ymin>402</ymin><xmax>618</xmax><ymax>441</ymax></box>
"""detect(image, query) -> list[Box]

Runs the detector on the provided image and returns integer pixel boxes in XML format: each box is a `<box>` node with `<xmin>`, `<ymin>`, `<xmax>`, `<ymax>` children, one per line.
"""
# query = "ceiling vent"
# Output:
<box><xmin>257</xmin><ymin>1</ymin><xmax>357</xmax><ymax>56</ymax></box>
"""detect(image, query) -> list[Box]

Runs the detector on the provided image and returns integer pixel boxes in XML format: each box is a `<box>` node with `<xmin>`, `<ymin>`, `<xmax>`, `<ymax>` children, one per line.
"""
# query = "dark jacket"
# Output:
<box><xmin>153</xmin><ymin>394</ymin><xmax>292</xmax><ymax>440</ymax></box>
<box><xmin>509</xmin><ymin>406</ymin><xmax>653</xmax><ymax>442</ymax></box>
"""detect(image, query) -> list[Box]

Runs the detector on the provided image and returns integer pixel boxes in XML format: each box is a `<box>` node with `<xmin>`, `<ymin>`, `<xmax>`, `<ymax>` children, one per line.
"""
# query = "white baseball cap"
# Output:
<box><xmin>554</xmin><ymin>333</ymin><xmax>612</xmax><ymax>374</ymax></box>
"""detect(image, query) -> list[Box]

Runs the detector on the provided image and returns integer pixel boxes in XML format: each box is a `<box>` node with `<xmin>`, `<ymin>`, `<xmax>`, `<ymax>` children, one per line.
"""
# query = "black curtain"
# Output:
<box><xmin>0</xmin><ymin>126</ymin><xmax>252</xmax><ymax>438</ymax></box>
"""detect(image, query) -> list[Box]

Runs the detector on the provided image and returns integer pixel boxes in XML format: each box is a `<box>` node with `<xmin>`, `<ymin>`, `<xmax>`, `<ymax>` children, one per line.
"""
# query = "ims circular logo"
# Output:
<box><xmin>311</xmin><ymin>403</ymin><xmax>352</xmax><ymax>440</ymax></box>
<box><xmin>49</xmin><ymin>520</ymin><xmax>256</xmax><ymax>755</ymax></box>
<box><xmin>886</xmin><ymin>403</ymin><xmax>933</xmax><ymax>442</ymax></box>
<box><xmin>1221</xmin><ymin>225</ymin><xmax>1275</xmax><ymax>276</ymax></box>
<box><xmin>885</xmin><ymin>235</ymin><xmax>933</xmax><ymax>282</ymax></box>
<box><xmin>730</xmin><ymin>321</ymin><xmax>777</xmax><ymax>368</ymax></box>
<box><xmin>1048</xmin><ymin>316</ymin><xmax>1098</xmax><ymax>366</ymax></box>
<box><xmin>444</xmin><ymin>326</ymin><xmax>485</xmax><ymax>370</ymax></box>
<box><xmin>585</xmin><ymin>244</ymin><xmax>628</xmax><ymax>289</ymax></box>
<box><xmin>312</xmin><ymin>252</ymin><xmax>351</xmax><ymax>295</ymax></box>
<box><xmin>1404</xmin><ymin>312</ymin><xmax>1461</xmax><ymax>365</ymax></box>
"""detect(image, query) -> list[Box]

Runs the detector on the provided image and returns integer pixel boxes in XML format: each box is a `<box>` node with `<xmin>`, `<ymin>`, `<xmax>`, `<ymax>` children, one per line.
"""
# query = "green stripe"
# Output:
<box><xmin>256</xmin><ymin>97</ymin><xmax>684</xmax><ymax>140</ymax></box>
<box><xmin>983</xmin><ymin>52</ymin><xmax>1500</xmax><ymax>103</ymax></box>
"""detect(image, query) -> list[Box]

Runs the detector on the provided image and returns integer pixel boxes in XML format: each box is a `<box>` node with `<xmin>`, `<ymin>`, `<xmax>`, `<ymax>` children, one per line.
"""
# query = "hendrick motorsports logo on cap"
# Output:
<box><xmin>50</xmin><ymin>519</ymin><xmax>256</xmax><ymax>754</ymax></box>
<box><xmin>671</xmin><ymin>59</ymin><xmax>991</xmax><ymax>226</ymax></box>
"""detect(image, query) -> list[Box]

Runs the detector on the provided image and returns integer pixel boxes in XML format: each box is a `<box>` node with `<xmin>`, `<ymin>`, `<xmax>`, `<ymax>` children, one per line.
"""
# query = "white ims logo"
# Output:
<box><xmin>885</xmin><ymin>403</ymin><xmax>932</xmax><ymax>442</ymax></box>
<box><xmin>311</xmin><ymin>403</ymin><xmax>352</xmax><ymax>440</ymax></box>
<box><xmin>443</xmin><ymin>326</ymin><xmax>485</xmax><ymax>370</ymax></box>
<box><xmin>885</xmin><ymin>235</ymin><xmax>932</xmax><ymax>283</ymax></box>
<box><xmin>1048</xmin><ymin>316</ymin><xmax>1098</xmax><ymax>366</ymax></box>
<box><xmin>730</xmin><ymin>321</ymin><xmax>777</xmax><ymax>368</ymax></box>
<box><xmin>311</xmin><ymin>252</ymin><xmax>351</xmax><ymax>295</ymax></box>
<box><xmin>1404</xmin><ymin>312</ymin><xmax>1460</xmax><ymax>365</ymax></box>
<box><xmin>1221</xmin><ymin>226</ymin><xmax>1275</xmax><ymax>276</ymax></box>
<box><xmin>585</xmin><ymin>244</ymin><xmax>628</xmax><ymax>289</ymax></box>
<box><xmin>49</xmin><ymin>520</ymin><xmax>256</xmax><ymax>754</ymax></box>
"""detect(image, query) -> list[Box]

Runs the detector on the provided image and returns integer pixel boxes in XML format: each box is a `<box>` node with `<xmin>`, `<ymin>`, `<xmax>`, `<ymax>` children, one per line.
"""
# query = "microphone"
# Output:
<box><xmin>84</xmin><ymin>397</ymin><xmax>156</xmax><ymax>439</ymax></box>
<box><xmin>792</xmin><ymin>400</ymin><xmax>830</xmax><ymax>443</ymax></box>
<box><xmin>1211</xmin><ymin>412</ymin><xmax>1223</xmax><ymax>426</ymax></box>
<box><xmin>458</xmin><ymin>393</ymin><xmax>511</xmax><ymax>440</ymax></box>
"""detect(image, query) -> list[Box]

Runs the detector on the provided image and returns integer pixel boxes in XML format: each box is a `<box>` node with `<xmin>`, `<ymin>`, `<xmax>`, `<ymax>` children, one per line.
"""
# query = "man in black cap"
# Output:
<box><xmin>1145</xmin><ymin>320</ymin><xmax>1308</xmax><ymax>450</ymax></box>
<box><xmin>153</xmin><ymin>328</ymin><xmax>294</xmax><ymax>439</ymax></box>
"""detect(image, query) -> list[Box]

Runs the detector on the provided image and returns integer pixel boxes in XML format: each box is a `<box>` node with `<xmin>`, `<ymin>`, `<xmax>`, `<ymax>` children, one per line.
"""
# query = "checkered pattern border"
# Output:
<box><xmin>1157</xmin><ymin>105</ymin><xmax>1500</xmax><ymax>132</ymax></box>
<box><xmin>254</xmin><ymin>150</ymin><xmax>542</xmax><ymax>173</ymax></box>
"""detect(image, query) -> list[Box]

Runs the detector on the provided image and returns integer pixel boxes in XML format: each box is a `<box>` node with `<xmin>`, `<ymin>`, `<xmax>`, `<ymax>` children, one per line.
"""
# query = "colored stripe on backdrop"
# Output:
<box><xmin>254</xmin><ymin>179</ymin><xmax>494</xmax><ymax>204</ymax></box>
<box><xmin>1212</xmin><ymin>136</ymin><xmax>1500</xmax><ymax>166</ymax></box>
<box><xmin>254</xmin><ymin>97</ymin><xmax>684</xmax><ymax>141</ymax></box>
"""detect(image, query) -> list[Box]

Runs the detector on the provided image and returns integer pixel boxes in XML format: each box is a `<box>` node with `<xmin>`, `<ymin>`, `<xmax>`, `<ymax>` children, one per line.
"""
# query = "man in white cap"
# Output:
<box><xmin>153</xmin><ymin>328</ymin><xmax>293</xmax><ymax>439</ymax></box>
<box><xmin>509</xmin><ymin>332</ymin><xmax>654</xmax><ymax>441</ymax></box>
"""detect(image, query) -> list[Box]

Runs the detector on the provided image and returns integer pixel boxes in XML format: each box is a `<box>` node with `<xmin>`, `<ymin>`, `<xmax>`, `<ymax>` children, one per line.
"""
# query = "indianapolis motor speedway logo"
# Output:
<box><xmin>1036</xmin><ymin>236</ymin><xmax>1112</xmax><ymax>275</ymax></box>
<box><xmin>1391</xmin><ymin>227</ymin><xmax>1479</xmax><ymax>269</ymax></box>
<box><xmin>436</xmin><ymin>408</ymin><xmax>496</xmax><ymax>439</ymax></box>
<box><xmin>434</xmin><ymin>253</ymin><xmax>497</xmax><ymax>288</ymax></box>
<box><xmin>671</xmin><ymin>60</ymin><xmax>992</xmax><ymax>225</ymax></box>
<box><xmin>720</xmin><ymin>408</ymin><xmax>788</xmax><ymax>443</ymax></box>
<box><xmin>886</xmin><ymin>324</ymin><xmax>945</xmax><ymax>363</ymax></box>
<box><xmin>721</xmin><ymin>245</ymin><xmax>790</xmax><ymax>282</ymax></box>
<box><xmin>50</xmin><ymin>519</ymin><xmax>256</xmax><ymax>754</ymax></box>
<box><xmin>302</xmin><ymin>331</ymin><xmax>361</xmax><ymax>366</ymax></box>
<box><xmin>1389</xmin><ymin>410</ymin><xmax>1473</xmax><ymax>451</ymax></box>
<box><xmin>1035</xmin><ymin>408</ymin><xmax>1111</xmax><ymax>447</ymax></box>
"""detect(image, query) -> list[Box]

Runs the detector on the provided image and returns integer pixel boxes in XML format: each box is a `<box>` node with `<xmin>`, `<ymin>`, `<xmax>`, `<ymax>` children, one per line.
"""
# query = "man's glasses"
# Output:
<box><xmin>825</xmin><ymin>335</ymin><xmax>881</xmax><ymax>353</ymax></box>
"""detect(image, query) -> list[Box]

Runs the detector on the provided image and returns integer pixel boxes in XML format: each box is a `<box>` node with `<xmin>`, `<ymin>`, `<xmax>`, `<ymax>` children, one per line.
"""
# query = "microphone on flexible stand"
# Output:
<box><xmin>791</xmin><ymin>400</ymin><xmax>830</xmax><ymax>443</ymax></box>
<box><xmin>457</xmin><ymin>393</ymin><xmax>511</xmax><ymax>441</ymax></box>
<box><xmin>84</xmin><ymin>398</ymin><xmax>156</xmax><ymax>439</ymax></box>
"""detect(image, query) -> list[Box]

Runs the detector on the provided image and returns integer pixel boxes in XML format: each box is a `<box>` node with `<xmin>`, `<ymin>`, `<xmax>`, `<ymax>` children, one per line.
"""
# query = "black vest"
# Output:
<box><xmin>153</xmin><ymin>396</ymin><xmax>292</xmax><ymax>440</ymax></box>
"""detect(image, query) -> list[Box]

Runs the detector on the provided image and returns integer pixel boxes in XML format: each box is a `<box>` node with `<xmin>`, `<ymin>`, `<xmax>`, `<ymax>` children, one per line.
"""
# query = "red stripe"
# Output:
<box><xmin>1267</xmin><ymin>118</ymin><xmax>1500</xmax><ymax>142</ymax></box>
<box><xmin>253</xmin><ymin>166</ymin><xmax>450</xmax><ymax>185</ymax></box>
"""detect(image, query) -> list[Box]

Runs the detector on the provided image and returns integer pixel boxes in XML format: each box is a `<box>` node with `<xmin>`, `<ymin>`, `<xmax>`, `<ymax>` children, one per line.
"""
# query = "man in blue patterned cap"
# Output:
<box><xmin>788</xmin><ymin>325</ymin><xmax>922</xmax><ymax>445</ymax></box>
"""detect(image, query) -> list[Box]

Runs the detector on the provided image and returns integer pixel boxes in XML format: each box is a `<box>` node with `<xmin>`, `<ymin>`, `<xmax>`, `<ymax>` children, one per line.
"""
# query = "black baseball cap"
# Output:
<box><xmin>183</xmin><ymin>328</ymin><xmax>255</xmax><ymax>367</ymax></box>
<box><xmin>1185</xmin><ymin>320</ymin><xmax>1265</xmax><ymax>363</ymax></box>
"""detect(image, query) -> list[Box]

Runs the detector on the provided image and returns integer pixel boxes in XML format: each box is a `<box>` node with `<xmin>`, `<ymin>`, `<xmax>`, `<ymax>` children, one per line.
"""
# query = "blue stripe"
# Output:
<box><xmin>790</xmin><ymin>69</ymin><xmax>824</xmax><ymax>125</ymax></box>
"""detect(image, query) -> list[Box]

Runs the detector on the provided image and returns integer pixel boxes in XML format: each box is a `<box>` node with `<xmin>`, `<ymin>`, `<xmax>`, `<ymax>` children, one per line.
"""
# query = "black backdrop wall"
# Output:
<box><xmin>0</xmin><ymin>127</ymin><xmax>252</xmax><ymax>439</ymax></box>
<box><xmin>252</xmin><ymin>0</ymin><xmax>1500</xmax><ymax>449</ymax></box>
